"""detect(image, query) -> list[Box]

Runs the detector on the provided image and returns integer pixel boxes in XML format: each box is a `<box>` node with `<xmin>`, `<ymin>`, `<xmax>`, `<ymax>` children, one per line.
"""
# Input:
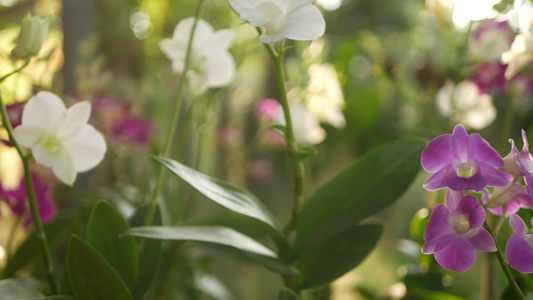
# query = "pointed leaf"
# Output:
<box><xmin>295</xmin><ymin>145</ymin><xmax>318</xmax><ymax>160</ymax></box>
<box><xmin>156</xmin><ymin>157</ymin><xmax>282</xmax><ymax>234</ymax></box>
<box><xmin>295</xmin><ymin>223</ymin><xmax>383</xmax><ymax>289</ymax></box>
<box><xmin>294</xmin><ymin>138</ymin><xmax>425</xmax><ymax>252</ymax></box>
<box><xmin>123</xmin><ymin>226</ymin><xmax>276</xmax><ymax>257</ymax></box>
<box><xmin>0</xmin><ymin>279</ymin><xmax>43</xmax><ymax>299</ymax></box>
<box><xmin>67</xmin><ymin>235</ymin><xmax>133</xmax><ymax>300</ymax></box>
<box><xmin>86</xmin><ymin>200</ymin><xmax>138</xmax><ymax>287</ymax></box>
<box><xmin>267</xmin><ymin>124</ymin><xmax>287</xmax><ymax>140</ymax></box>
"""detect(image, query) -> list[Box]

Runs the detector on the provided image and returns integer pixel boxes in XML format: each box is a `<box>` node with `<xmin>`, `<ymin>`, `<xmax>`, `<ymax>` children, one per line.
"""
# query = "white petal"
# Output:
<box><xmin>57</xmin><ymin>101</ymin><xmax>91</xmax><ymax>139</ymax></box>
<box><xmin>64</xmin><ymin>124</ymin><xmax>107</xmax><ymax>172</ymax></box>
<box><xmin>286</xmin><ymin>0</ymin><xmax>315</xmax><ymax>10</ymax></box>
<box><xmin>160</xmin><ymin>38</ymin><xmax>186</xmax><ymax>61</ymax></box>
<box><xmin>260</xmin><ymin>33</ymin><xmax>284</xmax><ymax>43</ymax></box>
<box><xmin>32</xmin><ymin>142</ymin><xmax>59</xmax><ymax>168</ymax></box>
<box><xmin>205</xmin><ymin>52</ymin><xmax>235</xmax><ymax>88</ymax></box>
<box><xmin>188</xmin><ymin>70</ymin><xmax>209</xmax><ymax>93</ymax></box>
<box><xmin>12</xmin><ymin>125</ymin><xmax>46</xmax><ymax>148</ymax></box>
<box><xmin>52</xmin><ymin>147</ymin><xmax>77</xmax><ymax>185</ymax></box>
<box><xmin>201</xmin><ymin>29</ymin><xmax>234</xmax><ymax>57</ymax></box>
<box><xmin>172</xmin><ymin>60</ymin><xmax>185</xmax><ymax>74</ymax></box>
<box><xmin>172</xmin><ymin>18</ymin><xmax>213</xmax><ymax>50</ymax></box>
<box><xmin>228</xmin><ymin>0</ymin><xmax>256</xmax><ymax>13</ymax></box>
<box><xmin>22</xmin><ymin>92</ymin><xmax>66</xmax><ymax>132</ymax></box>
<box><xmin>279</xmin><ymin>4</ymin><xmax>325</xmax><ymax>41</ymax></box>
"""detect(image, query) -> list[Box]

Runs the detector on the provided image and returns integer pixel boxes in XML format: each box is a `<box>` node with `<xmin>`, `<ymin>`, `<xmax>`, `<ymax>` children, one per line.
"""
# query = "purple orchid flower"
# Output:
<box><xmin>111</xmin><ymin>116</ymin><xmax>154</xmax><ymax>145</ymax></box>
<box><xmin>0</xmin><ymin>173</ymin><xmax>56</xmax><ymax>227</ymax></box>
<box><xmin>506</xmin><ymin>214</ymin><xmax>533</xmax><ymax>273</ymax></box>
<box><xmin>1</xmin><ymin>102</ymin><xmax>25</xmax><ymax>147</ymax></box>
<box><xmin>482</xmin><ymin>172</ymin><xmax>533</xmax><ymax>215</ymax></box>
<box><xmin>421</xmin><ymin>124</ymin><xmax>508</xmax><ymax>191</ymax></box>
<box><xmin>502</xmin><ymin>130</ymin><xmax>533</xmax><ymax>191</ymax></box>
<box><xmin>422</xmin><ymin>190</ymin><xmax>496</xmax><ymax>272</ymax></box>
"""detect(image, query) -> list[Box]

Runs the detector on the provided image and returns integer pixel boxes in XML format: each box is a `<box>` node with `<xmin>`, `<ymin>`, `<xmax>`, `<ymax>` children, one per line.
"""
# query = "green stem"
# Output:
<box><xmin>484</xmin><ymin>222</ymin><xmax>526</xmax><ymax>300</ymax></box>
<box><xmin>262</xmin><ymin>40</ymin><xmax>305</xmax><ymax>234</ymax></box>
<box><xmin>0</xmin><ymin>93</ymin><xmax>57</xmax><ymax>294</ymax></box>
<box><xmin>143</xmin><ymin>0</ymin><xmax>206</xmax><ymax>227</ymax></box>
<box><xmin>0</xmin><ymin>59</ymin><xmax>30</xmax><ymax>84</ymax></box>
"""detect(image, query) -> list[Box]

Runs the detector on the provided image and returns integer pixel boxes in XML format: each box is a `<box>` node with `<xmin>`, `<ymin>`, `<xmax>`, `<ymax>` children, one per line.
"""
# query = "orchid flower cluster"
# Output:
<box><xmin>421</xmin><ymin>124</ymin><xmax>533</xmax><ymax>274</ymax></box>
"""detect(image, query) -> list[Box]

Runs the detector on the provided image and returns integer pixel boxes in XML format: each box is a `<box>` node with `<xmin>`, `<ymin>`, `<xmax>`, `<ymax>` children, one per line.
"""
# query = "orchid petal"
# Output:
<box><xmin>32</xmin><ymin>142</ymin><xmax>60</xmax><ymax>168</ymax></box>
<box><xmin>421</xmin><ymin>134</ymin><xmax>454</xmax><ymax>172</ymax></box>
<box><xmin>12</xmin><ymin>125</ymin><xmax>46</xmax><ymax>148</ymax></box>
<box><xmin>423</xmin><ymin>167</ymin><xmax>451</xmax><ymax>191</ymax></box>
<box><xmin>279</xmin><ymin>4</ymin><xmax>326</xmax><ymax>41</ymax></box>
<box><xmin>447</xmin><ymin>164</ymin><xmax>486</xmax><ymax>191</ymax></box>
<box><xmin>506</xmin><ymin>233</ymin><xmax>533</xmax><ymax>273</ymax></box>
<box><xmin>466</xmin><ymin>228</ymin><xmax>496</xmax><ymax>252</ymax></box>
<box><xmin>470</xmin><ymin>133</ymin><xmax>504</xmax><ymax>167</ymax></box>
<box><xmin>423</xmin><ymin>204</ymin><xmax>451</xmax><ymax>241</ymax></box>
<box><xmin>205</xmin><ymin>52</ymin><xmax>235</xmax><ymax>88</ymax></box>
<box><xmin>452</xmin><ymin>124</ymin><xmax>470</xmax><ymax>161</ymax></box>
<box><xmin>64</xmin><ymin>125</ymin><xmax>107</xmax><ymax>172</ymax></box>
<box><xmin>52</xmin><ymin>147</ymin><xmax>77</xmax><ymax>186</ymax></box>
<box><xmin>22</xmin><ymin>92</ymin><xmax>66</xmax><ymax>131</ymax></box>
<box><xmin>457</xmin><ymin>195</ymin><xmax>485</xmax><ymax>228</ymax></box>
<box><xmin>434</xmin><ymin>236</ymin><xmax>476</xmax><ymax>272</ymax></box>
<box><xmin>509</xmin><ymin>214</ymin><xmax>527</xmax><ymax>235</ymax></box>
<box><xmin>57</xmin><ymin>101</ymin><xmax>91</xmax><ymax>139</ymax></box>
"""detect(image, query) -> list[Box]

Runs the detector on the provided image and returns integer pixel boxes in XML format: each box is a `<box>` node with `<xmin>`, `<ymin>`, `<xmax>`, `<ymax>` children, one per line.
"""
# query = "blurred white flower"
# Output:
<box><xmin>436</xmin><ymin>80</ymin><xmax>496</xmax><ymax>130</ymax></box>
<box><xmin>469</xmin><ymin>21</ymin><xmax>511</xmax><ymax>63</ymax></box>
<box><xmin>228</xmin><ymin>0</ymin><xmax>326</xmax><ymax>43</ymax></box>
<box><xmin>426</xmin><ymin>0</ymin><xmax>455</xmax><ymax>28</ymax></box>
<box><xmin>13</xmin><ymin>92</ymin><xmax>107</xmax><ymax>186</ymax></box>
<box><xmin>305</xmin><ymin>63</ymin><xmax>346</xmax><ymax>129</ymax></box>
<box><xmin>501</xmin><ymin>32</ymin><xmax>533</xmax><ymax>79</ymax></box>
<box><xmin>160</xmin><ymin>18</ymin><xmax>235</xmax><ymax>92</ymax></box>
<box><xmin>274</xmin><ymin>103</ymin><xmax>325</xmax><ymax>145</ymax></box>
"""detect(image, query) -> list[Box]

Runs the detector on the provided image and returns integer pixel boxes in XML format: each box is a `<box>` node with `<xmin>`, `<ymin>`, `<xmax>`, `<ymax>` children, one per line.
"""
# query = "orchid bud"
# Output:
<box><xmin>11</xmin><ymin>13</ymin><xmax>49</xmax><ymax>61</ymax></box>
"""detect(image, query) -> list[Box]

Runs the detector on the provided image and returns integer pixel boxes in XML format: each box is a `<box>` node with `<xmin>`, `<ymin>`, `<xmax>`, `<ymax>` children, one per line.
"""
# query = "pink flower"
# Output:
<box><xmin>422</xmin><ymin>190</ymin><xmax>496</xmax><ymax>272</ymax></box>
<box><xmin>506</xmin><ymin>214</ymin><xmax>533</xmax><ymax>273</ymax></box>
<box><xmin>421</xmin><ymin>124</ymin><xmax>508</xmax><ymax>191</ymax></box>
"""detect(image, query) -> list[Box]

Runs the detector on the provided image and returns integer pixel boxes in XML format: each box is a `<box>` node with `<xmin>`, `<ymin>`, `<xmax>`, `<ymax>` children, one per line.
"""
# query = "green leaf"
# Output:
<box><xmin>267</xmin><ymin>124</ymin><xmax>287</xmax><ymax>139</ymax></box>
<box><xmin>86</xmin><ymin>200</ymin><xmax>138</xmax><ymax>287</ymax></box>
<box><xmin>294</xmin><ymin>138</ymin><xmax>425</xmax><ymax>253</ymax></box>
<box><xmin>155</xmin><ymin>157</ymin><xmax>282</xmax><ymax>234</ymax></box>
<box><xmin>67</xmin><ymin>235</ymin><xmax>133</xmax><ymax>300</ymax></box>
<box><xmin>278</xmin><ymin>287</ymin><xmax>300</xmax><ymax>300</ymax></box>
<box><xmin>128</xmin><ymin>206</ymin><xmax>162</xmax><ymax>300</ymax></box>
<box><xmin>4</xmin><ymin>213</ymin><xmax>76</xmax><ymax>277</ymax></box>
<box><xmin>0</xmin><ymin>279</ymin><xmax>43</xmax><ymax>299</ymax></box>
<box><xmin>123</xmin><ymin>226</ymin><xmax>276</xmax><ymax>257</ymax></box>
<box><xmin>295</xmin><ymin>223</ymin><xmax>383</xmax><ymax>289</ymax></box>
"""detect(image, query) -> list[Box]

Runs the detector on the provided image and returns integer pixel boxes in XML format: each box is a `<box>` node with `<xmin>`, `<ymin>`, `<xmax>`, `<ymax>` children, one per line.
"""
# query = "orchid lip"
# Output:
<box><xmin>455</xmin><ymin>160</ymin><xmax>476</xmax><ymax>178</ymax></box>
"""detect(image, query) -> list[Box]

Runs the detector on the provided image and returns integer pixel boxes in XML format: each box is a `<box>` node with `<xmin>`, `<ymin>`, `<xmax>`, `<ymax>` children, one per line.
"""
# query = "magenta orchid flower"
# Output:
<box><xmin>502</xmin><ymin>129</ymin><xmax>533</xmax><ymax>191</ymax></box>
<box><xmin>506</xmin><ymin>214</ymin><xmax>533</xmax><ymax>273</ymax></box>
<box><xmin>482</xmin><ymin>171</ymin><xmax>533</xmax><ymax>215</ymax></box>
<box><xmin>0</xmin><ymin>173</ymin><xmax>56</xmax><ymax>227</ymax></box>
<box><xmin>421</xmin><ymin>124</ymin><xmax>508</xmax><ymax>191</ymax></box>
<box><xmin>422</xmin><ymin>190</ymin><xmax>496</xmax><ymax>272</ymax></box>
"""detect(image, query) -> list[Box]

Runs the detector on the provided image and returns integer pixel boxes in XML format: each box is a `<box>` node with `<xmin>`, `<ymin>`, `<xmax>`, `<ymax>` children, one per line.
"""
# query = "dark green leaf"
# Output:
<box><xmin>0</xmin><ymin>279</ymin><xmax>43</xmax><ymax>299</ymax></box>
<box><xmin>129</xmin><ymin>206</ymin><xmax>162</xmax><ymax>300</ymax></box>
<box><xmin>86</xmin><ymin>200</ymin><xmax>138</xmax><ymax>287</ymax></box>
<box><xmin>67</xmin><ymin>235</ymin><xmax>133</xmax><ymax>300</ymax></box>
<box><xmin>294</xmin><ymin>138</ymin><xmax>425</xmax><ymax>253</ymax></box>
<box><xmin>155</xmin><ymin>157</ymin><xmax>282</xmax><ymax>235</ymax></box>
<box><xmin>278</xmin><ymin>287</ymin><xmax>300</xmax><ymax>300</ymax></box>
<box><xmin>123</xmin><ymin>226</ymin><xmax>276</xmax><ymax>257</ymax></box>
<box><xmin>4</xmin><ymin>212</ymin><xmax>76</xmax><ymax>277</ymax></box>
<box><xmin>295</xmin><ymin>223</ymin><xmax>383</xmax><ymax>289</ymax></box>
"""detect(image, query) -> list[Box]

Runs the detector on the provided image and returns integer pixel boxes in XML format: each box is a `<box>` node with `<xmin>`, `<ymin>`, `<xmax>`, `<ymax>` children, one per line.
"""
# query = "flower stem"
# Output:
<box><xmin>0</xmin><ymin>59</ymin><xmax>30</xmax><ymax>84</ymax></box>
<box><xmin>263</xmin><ymin>40</ymin><xmax>305</xmax><ymax>234</ymax></box>
<box><xmin>484</xmin><ymin>222</ymin><xmax>526</xmax><ymax>300</ymax></box>
<box><xmin>143</xmin><ymin>0</ymin><xmax>206</xmax><ymax>227</ymax></box>
<box><xmin>0</xmin><ymin>93</ymin><xmax>57</xmax><ymax>294</ymax></box>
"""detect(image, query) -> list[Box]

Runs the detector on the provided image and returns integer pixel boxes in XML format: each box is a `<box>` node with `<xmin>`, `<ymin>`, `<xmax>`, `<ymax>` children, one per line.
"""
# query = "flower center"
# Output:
<box><xmin>456</xmin><ymin>161</ymin><xmax>475</xmax><ymax>178</ymax></box>
<box><xmin>451</xmin><ymin>214</ymin><xmax>470</xmax><ymax>234</ymax></box>
<box><xmin>42</xmin><ymin>136</ymin><xmax>61</xmax><ymax>154</ymax></box>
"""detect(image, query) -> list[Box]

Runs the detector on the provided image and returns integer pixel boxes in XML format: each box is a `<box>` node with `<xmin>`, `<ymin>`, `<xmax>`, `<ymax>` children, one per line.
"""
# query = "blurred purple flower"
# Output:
<box><xmin>421</xmin><ymin>124</ymin><xmax>508</xmax><ymax>191</ymax></box>
<box><xmin>469</xmin><ymin>63</ymin><xmax>507</xmax><ymax>94</ymax></box>
<box><xmin>92</xmin><ymin>96</ymin><xmax>153</xmax><ymax>145</ymax></box>
<box><xmin>0</xmin><ymin>173</ymin><xmax>56</xmax><ymax>227</ymax></box>
<box><xmin>422</xmin><ymin>190</ymin><xmax>496</xmax><ymax>272</ymax></box>
<box><xmin>506</xmin><ymin>214</ymin><xmax>533</xmax><ymax>273</ymax></box>
<box><xmin>248</xmin><ymin>159</ymin><xmax>274</xmax><ymax>183</ymax></box>
<box><xmin>256</xmin><ymin>99</ymin><xmax>281</xmax><ymax>120</ymax></box>
<box><xmin>1</xmin><ymin>102</ymin><xmax>25</xmax><ymax>147</ymax></box>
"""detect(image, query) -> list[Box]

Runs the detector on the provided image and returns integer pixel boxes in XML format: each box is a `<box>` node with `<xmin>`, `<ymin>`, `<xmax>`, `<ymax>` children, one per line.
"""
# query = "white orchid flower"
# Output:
<box><xmin>436</xmin><ymin>80</ymin><xmax>496</xmax><ymax>130</ymax></box>
<box><xmin>501</xmin><ymin>32</ymin><xmax>533</xmax><ymax>79</ymax></box>
<box><xmin>160</xmin><ymin>18</ymin><xmax>235</xmax><ymax>93</ymax></box>
<box><xmin>228</xmin><ymin>0</ymin><xmax>326</xmax><ymax>43</ymax></box>
<box><xmin>274</xmin><ymin>102</ymin><xmax>325</xmax><ymax>145</ymax></box>
<box><xmin>12</xmin><ymin>92</ymin><xmax>107</xmax><ymax>186</ymax></box>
